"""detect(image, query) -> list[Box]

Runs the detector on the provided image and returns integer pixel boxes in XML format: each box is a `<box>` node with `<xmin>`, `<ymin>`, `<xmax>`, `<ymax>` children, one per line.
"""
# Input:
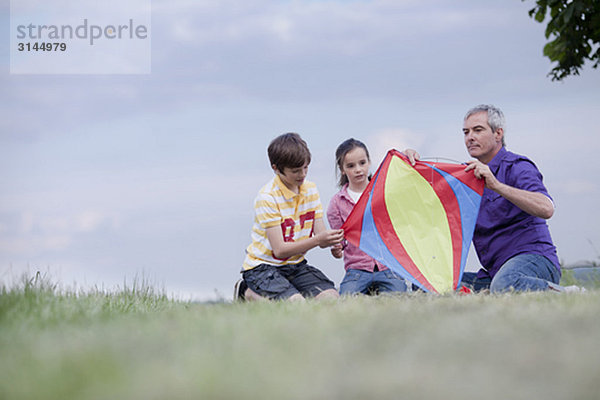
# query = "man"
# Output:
<box><xmin>406</xmin><ymin>104</ymin><xmax>581</xmax><ymax>293</ymax></box>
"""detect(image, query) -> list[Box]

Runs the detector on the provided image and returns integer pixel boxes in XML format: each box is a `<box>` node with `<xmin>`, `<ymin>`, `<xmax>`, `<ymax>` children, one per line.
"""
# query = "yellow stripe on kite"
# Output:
<box><xmin>384</xmin><ymin>157</ymin><xmax>454</xmax><ymax>293</ymax></box>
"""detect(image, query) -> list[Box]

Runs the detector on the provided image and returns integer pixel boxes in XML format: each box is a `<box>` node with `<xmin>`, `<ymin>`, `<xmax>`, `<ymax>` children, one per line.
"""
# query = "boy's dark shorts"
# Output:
<box><xmin>242</xmin><ymin>260</ymin><xmax>335</xmax><ymax>300</ymax></box>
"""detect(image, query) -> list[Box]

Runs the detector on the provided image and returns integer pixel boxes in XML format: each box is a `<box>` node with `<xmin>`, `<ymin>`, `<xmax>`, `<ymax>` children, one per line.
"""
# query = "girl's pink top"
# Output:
<box><xmin>326</xmin><ymin>184</ymin><xmax>388</xmax><ymax>272</ymax></box>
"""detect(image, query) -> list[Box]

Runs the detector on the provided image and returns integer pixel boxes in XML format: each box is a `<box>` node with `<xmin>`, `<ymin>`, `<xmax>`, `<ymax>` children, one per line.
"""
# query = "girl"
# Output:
<box><xmin>327</xmin><ymin>138</ymin><xmax>407</xmax><ymax>295</ymax></box>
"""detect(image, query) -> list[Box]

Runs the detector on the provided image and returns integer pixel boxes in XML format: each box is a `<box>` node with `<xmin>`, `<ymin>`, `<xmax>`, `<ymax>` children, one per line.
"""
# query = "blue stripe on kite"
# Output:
<box><xmin>359</xmin><ymin>169</ymin><xmax>429</xmax><ymax>292</ymax></box>
<box><xmin>429</xmin><ymin>165</ymin><xmax>482</xmax><ymax>284</ymax></box>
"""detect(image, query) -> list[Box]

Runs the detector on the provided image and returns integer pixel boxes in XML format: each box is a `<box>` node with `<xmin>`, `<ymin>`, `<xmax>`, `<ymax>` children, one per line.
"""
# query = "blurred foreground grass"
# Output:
<box><xmin>1</xmin><ymin>274</ymin><xmax>599</xmax><ymax>400</ymax></box>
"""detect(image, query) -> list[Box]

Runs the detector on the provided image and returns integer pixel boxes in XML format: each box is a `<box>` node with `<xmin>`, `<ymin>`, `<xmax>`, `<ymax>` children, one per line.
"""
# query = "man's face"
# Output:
<box><xmin>463</xmin><ymin>111</ymin><xmax>503</xmax><ymax>164</ymax></box>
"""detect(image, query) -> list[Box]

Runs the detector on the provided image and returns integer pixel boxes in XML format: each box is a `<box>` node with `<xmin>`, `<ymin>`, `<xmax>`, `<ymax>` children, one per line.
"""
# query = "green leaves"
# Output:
<box><xmin>534</xmin><ymin>7</ymin><xmax>547</xmax><ymax>23</ymax></box>
<box><xmin>523</xmin><ymin>0</ymin><xmax>600</xmax><ymax>80</ymax></box>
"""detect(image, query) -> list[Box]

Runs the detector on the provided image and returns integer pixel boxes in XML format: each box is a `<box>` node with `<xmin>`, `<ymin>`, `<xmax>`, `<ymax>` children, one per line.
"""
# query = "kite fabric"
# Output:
<box><xmin>342</xmin><ymin>150</ymin><xmax>485</xmax><ymax>293</ymax></box>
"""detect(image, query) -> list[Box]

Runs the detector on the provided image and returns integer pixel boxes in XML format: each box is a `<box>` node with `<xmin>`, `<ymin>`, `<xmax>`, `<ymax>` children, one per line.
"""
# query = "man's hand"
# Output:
<box><xmin>402</xmin><ymin>149</ymin><xmax>420</xmax><ymax>166</ymax></box>
<box><xmin>465</xmin><ymin>160</ymin><xmax>554</xmax><ymax>219</ymax></box>
<box><xmin>315</xmin><ymin>229</ymin><xmax>344</xmax><ymax>248</ymax></box>
<box><xmin>465</xmin><ymin>160</ymin><xmax>501</xmax><ymax>191</ymax></box>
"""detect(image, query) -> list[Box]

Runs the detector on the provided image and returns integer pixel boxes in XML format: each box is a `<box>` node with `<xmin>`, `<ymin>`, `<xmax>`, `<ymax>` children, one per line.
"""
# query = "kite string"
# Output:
<box><xmin>419</xmin><ymin>156</ymin><xmax>467</xmax><ymax>186</ymax></box>
<box><xmin>420</xmin><ymin>156</ymin><xmax>466</xmax><ymax>164</ymax></box>
<box><xmin>418</xmin><ymin>157</ymin><xmax>437</xmax><ymax>186</ymax></box>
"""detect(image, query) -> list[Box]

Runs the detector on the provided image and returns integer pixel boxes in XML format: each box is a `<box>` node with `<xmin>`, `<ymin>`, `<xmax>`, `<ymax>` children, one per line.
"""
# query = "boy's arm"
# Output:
<box><xmin>316</xmin><ymin>217</ymin><xmax>344</xmax><ymax>259</ymax></box>
<box><xmin>266</xmin><ymin>218</ymin><xmax>344</xmax><ymax>260</ymax></box>
<box><xmin>312</xmin><ymin>217</ymin><xmax>327</xmax><ymax>235</ymax></box>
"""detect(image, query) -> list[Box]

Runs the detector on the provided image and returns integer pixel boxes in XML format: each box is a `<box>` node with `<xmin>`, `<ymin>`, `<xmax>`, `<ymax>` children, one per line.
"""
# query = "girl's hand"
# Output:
<box><xmin>316</xmin><ymin>229</ymin><xmax>344</xmax><ymax>248</ymax></box>
<box><xmin>331</xmin><ymin>243</ymin><xmax>343</xmax><ymax>259</ymax></box>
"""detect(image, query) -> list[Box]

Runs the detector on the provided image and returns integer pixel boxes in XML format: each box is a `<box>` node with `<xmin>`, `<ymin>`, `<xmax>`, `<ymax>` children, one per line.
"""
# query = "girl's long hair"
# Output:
<box><xmin>335</xmin><ymin>138</ymin><xmax>371</xmax><ymax>188</ymax></box>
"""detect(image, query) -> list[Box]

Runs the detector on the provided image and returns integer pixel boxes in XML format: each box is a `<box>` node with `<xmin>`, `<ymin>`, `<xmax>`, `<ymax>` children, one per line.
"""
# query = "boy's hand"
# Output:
<box><xmin>330</xmin><ymin>243</ymin><xmax>343</xmax><ymax>259</ymax></box>
<box><xmin>316</xmin><ymin>229</ymin><xmax>344</xmax><ymax>248</ymax></box>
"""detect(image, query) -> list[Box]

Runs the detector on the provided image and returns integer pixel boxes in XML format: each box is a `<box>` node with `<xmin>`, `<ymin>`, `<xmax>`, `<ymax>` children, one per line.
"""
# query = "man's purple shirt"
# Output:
<box><xmin>473</xmin><ymin>147</ymin><xmax>560</xmax><ymax>279</ymax></box>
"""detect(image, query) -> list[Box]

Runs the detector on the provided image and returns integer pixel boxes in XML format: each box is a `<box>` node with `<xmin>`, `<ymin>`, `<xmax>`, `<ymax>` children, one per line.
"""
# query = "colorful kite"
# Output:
<box><xmin>342</xmin><ymin>150</ymin><xmax>484</xmax><ymax>293</ymax></box>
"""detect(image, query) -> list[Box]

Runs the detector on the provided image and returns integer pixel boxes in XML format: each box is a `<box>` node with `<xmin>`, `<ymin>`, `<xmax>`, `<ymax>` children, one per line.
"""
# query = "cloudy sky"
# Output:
<box><xmin>2</xmin><ymin>0</ymin><xmax>600</xmax><ymax>300</ymax></box>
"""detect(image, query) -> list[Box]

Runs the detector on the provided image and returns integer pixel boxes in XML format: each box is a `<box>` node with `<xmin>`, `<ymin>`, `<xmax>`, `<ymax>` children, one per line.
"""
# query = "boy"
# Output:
<box><xmin>235</xmin><ymin>133</ymin><xmax>344</xmax><ymax>301</ymax></box>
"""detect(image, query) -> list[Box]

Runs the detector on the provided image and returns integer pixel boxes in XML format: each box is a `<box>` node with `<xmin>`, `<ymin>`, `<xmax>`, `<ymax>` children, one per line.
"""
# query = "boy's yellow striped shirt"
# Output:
<box><xmin>242</xmin><ymin>175</ymin><xmax>323</xmax><ymax>270</ymax></box>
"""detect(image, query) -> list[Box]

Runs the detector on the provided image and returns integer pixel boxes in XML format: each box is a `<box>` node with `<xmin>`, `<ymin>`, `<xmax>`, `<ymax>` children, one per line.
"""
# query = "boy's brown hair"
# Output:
<box><xmin>268</xmin><ymin>132</ymin><xmax>312</xmax><ymax>172</ymax></box>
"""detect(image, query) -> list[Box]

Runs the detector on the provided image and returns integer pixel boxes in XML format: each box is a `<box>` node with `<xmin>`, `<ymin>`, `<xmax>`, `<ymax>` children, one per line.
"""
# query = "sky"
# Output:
<box><xmin>2</xmin><ymin>0</ymin><xmax>600</xmax><ymax>300</ymax></box>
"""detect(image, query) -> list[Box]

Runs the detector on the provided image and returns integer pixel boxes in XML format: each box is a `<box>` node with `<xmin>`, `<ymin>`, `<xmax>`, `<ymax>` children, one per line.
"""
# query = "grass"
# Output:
<box><xmin>1</xmin><ymin>274</ymin><xmax>599</xmax><ymax>400</ymax></box>
<box><xmin>560</xmin><ymin>266</ymin><xmax>600</xmax><ymax>288</ymax></box>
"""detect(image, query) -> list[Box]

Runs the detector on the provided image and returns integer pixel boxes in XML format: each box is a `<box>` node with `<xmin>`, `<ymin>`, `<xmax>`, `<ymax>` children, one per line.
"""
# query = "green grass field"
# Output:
<box><xmin>1</xmin><ymin>274</ymin><xmax>599</xmax><ymax>400</ymax></box>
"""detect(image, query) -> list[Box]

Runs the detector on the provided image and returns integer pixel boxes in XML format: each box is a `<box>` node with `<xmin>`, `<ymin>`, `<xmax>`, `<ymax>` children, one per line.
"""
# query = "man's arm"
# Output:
<box><xmin>465</xmin><ymin>160</ymin><xmax>554</xmax><ymax>219</ymax></box>
<box><xmin>266</xmin><ymin>218</ymin><xmax>344</xmax><ymax>260</ymax></box>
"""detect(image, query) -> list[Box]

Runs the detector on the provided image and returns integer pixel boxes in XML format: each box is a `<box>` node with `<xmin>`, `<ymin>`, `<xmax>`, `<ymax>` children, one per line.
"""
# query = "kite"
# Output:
<box><xmin>342</xmin><ymin>149</ymin><xmax>484</xmax><ymax>293</ymax></box>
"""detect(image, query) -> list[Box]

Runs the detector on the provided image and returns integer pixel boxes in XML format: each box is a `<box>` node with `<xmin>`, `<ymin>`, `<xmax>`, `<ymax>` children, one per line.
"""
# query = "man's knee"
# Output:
<box><xmin>490</xmin><ymin>253</ymin><xmax>558</xmax><ymax>293</ymax></box>
<box><xmin>490</xmin><ymin>259</ymin><xmax>527</xmax><ymax>292</ymax></box>
<box><xmin>490</xmin><ymin>274</ymin><xmax>515</xmax><ymax>293</ymax></box>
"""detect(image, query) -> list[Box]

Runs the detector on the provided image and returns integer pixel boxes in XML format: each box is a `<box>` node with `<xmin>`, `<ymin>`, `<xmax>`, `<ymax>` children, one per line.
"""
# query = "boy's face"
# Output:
<box><xmin>273</xmin><ymin>162</ymin><xmax>309</xmax><ymax>193</ymax></box>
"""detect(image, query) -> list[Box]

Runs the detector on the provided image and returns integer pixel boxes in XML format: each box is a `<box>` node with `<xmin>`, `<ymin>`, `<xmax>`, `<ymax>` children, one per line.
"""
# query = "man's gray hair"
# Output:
<box><xmin>465</xmin><ymin>104</ymin><xmax>506</xmax><ymax>146</ymax></box>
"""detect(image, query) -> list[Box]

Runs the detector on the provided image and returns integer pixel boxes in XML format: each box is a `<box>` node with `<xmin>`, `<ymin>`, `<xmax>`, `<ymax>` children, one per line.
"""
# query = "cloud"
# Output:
<box><xmin>367</xmin><ymin>128</ymin><xmax>426</xmax><ymax>165</ymax></box>
<box><xmin>0</xmin><ymin>210</ymin><xmax>112</xmax><ymax>256</ymax></box>
<box><xmin>155</xmin><ymin>0</ymin><xmax>511</xmax><ymax>53</ymax></box>
<box><xmin>0</xmin><ymin>234</ymin><xmax>72</xmax><ymax>254</ymax></box>
<box><xmin>76</xmin><ymin>211</ymin><xmax>107</xmax><ymax>233</ymax></box>
<box><xmin>559</xmin><ymin>180</ymin><xmax>599</xmax><ymax>196</ymax></box>
<box><xmin>19</xmin><ymin>211</ymin><xmax>35</xmax><ymax>234</ymax></box>
<box><xmin>1</xmin><ymin>0</ymin><xmax>584</xmax><ymax>141</ymax></box>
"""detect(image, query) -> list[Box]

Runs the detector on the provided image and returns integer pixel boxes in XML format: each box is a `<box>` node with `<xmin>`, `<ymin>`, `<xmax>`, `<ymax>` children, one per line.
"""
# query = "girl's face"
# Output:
<box><xmin>342</xmin><ymin>147</ymin><xmax>370</xmax><ymax>189</ymax></box>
